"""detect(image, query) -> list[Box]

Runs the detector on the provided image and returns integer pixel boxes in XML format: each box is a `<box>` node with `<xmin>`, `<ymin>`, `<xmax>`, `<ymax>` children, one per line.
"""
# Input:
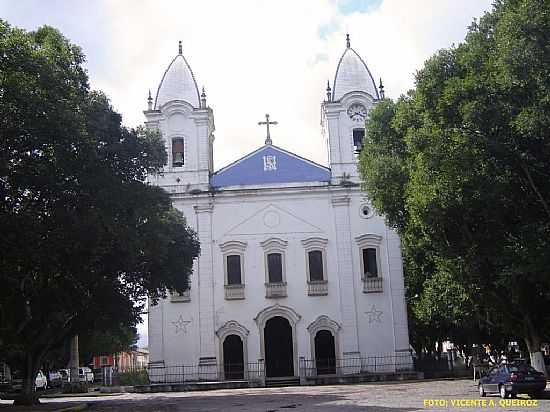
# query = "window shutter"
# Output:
<box><xmin>226</xmin><ymin>255</ymin><xmax>242</xmax><ymax>285</ymax></box>
<box><xmin>267</xmin><ymin>253</ymin><xmax>283</xmax><ymax>283</ymax></box>
<box><xmin>363</xmin><ymin>248</ymin><xmax>378</xmax><ymax>277</ymax></box>
<box><xmin>308</xmin><ymin>250</ymin><xmax>324</xmax><ymax>281</ymax></box>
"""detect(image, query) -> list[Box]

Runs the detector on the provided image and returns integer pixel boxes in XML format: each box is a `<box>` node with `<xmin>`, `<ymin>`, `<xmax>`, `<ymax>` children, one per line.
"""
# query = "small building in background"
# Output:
<box><xmin>92</xmin><ymin>348</ymin><xmax>149</xmax><ymax>372</ymax></box>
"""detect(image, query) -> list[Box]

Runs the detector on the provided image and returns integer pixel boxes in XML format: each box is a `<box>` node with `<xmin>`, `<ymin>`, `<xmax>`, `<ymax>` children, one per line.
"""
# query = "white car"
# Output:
<box><xmin>79</xmin><ymin>367</ymin><xmax>94</xmax><ymax>383</ymax></box>
<box><xmin>35</xmin><ymin>370</ymin><xmax>48</xmax><ymax>390</ymax></box>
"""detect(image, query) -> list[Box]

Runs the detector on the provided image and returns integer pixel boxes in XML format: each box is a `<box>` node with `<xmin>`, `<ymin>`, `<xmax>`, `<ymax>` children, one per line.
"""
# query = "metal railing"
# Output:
<box><xmin>224</xmin><ymin>284</ymin><xmax>245</xmax><ymax>300</ymax></box>
<box><xmin>363</xmin><ymin>276</ymin><xmax>383</xmax><ymax>293</ymax></box>
<box><xmin>170</xmin><ymin>289</ymin><xmax>191</xmax><ymax>302</ymax></box>
<box><xmin>265</xmin><ymin>282</ymin><xmax>287</xmax><ymax>298</ymax></box>
<box><xmin>307</xmin><ymin>280</ymin><xmax>328</xmax><ymax>296</ymax></box>
<box><xmin>300</xmin><ymin>353</ymin><xmax>414</xmax><ymax>378</ymax></box>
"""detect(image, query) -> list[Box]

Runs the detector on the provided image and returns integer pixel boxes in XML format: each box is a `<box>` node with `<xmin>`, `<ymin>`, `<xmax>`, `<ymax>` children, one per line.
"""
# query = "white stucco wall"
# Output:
<box><xmin>148</xmin><ymin>184</ymin><xmax>410</xmax><ymax>370</ymax></box>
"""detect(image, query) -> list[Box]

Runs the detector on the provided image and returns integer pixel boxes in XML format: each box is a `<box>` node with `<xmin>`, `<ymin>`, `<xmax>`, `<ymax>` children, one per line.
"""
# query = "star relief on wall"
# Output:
<box><xmin>365</xmin><ymin>304</ymin><xmax>383</xmax><ymax>324</ymax></box>
<box><xmin>172</xmin><ymin>315</ymin><xmax>191</xmax><ymax>334</ymax></box>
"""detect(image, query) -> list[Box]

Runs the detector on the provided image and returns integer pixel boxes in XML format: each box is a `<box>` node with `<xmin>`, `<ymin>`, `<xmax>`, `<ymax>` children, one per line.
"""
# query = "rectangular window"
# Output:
<box><xmin>308</xmin><ymin>250</ymin><xmax>324</xmax><ymax>281</ymax></box>
<box><xmin>363</xmin><ymin>248</ymin><xmax>378</xmax><ymax>277</ymax></box>
<box><xmin>172</xmin><ymin>138</ymin><xmax>184</xmax><ymax>167</ymax></box>
<box><xmin>267</xmin><ymin>253</ymin><xmax>283</xmax><ymax>283</ymax></box>
<box><xmin>226</xmin><ymin>255</ymin><xmax>242</xmax><ymax>285</ymax></box>
<box><xmin>353</xmin><ymin>129</ymin><xmax>365</xmax><ymax>154</ymax></box>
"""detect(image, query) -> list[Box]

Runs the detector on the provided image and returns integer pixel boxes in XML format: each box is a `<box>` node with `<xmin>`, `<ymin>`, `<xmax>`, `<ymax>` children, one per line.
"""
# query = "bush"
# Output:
<box><xmin>117</xmin><ymin>370</ymin><xmax>149</xmax><ymax>386</ymax></box>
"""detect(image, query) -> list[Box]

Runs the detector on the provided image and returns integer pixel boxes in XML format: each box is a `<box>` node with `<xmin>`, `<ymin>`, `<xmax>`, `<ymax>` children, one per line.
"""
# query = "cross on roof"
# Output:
<box><xmin>258</xmin><ymin>113</ymin><xmax>278</xmax><ymax>145</ymax></box>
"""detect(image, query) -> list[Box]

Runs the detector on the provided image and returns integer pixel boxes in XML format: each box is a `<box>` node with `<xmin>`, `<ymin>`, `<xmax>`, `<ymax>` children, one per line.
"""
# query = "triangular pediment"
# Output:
<box><xmin>210</xmin><ymin>145</ymin><xmax>330</xmax><ymax>188</ymax></box>
<box><xmin>223</xmin><ymin>204</ymin><xmax>323</xmax><ymax>237</ymax></box>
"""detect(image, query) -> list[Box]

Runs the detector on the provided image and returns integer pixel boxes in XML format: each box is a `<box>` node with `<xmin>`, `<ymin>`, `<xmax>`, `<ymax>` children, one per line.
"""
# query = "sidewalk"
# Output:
<box><xmin>0</xmin><ymin>402</ymin><xmax>88</xmax><ymax>412</ymax></box>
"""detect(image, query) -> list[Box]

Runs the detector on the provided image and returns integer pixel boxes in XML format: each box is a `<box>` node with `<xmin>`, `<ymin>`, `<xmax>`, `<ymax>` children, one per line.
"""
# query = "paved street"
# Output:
<box><xmin>2</xmin><ymin>379</ymin><xmax>547</xmax><ymax>412</ymax></box>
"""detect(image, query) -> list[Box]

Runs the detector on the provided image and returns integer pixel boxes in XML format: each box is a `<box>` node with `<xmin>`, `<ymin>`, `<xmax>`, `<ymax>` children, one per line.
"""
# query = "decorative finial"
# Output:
<box><xmin>326</xmin><ymin>80</ymin><xmax>332</xmax><ymax>102</ymax></box>
<box><xmin>258</xmin><ymin>113</ymin><xmax>278</xmax><ymax>145</ymax></box>
<box><xmin>379</xmin><ymin>77</ymin><xmax>385</xmax><ymax>99</ymax></box>
<box><xmin>147</xmin><ymin>89</ymin><xmax>153</xmax><ymax>110</ymax></box>
<box><xmin>178</xmin><ymin>41</ymin><xmax>182</xmax><ymax>55</ymax></box>
<box><xmin>346</xmin><ymin>33</ymin><xmax>350</xmax><ymax>48</ymax></box>
<box><xmin>200</xmin><ymin>86</ymin><xmax>207</xmax><ymax>108</ymax></box>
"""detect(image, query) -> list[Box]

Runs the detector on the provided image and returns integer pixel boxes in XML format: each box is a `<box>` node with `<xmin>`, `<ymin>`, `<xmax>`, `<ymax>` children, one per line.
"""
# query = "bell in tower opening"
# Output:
<box><xmin>172</xmin><ymin>138</ymin><xmax>184</xmax><ymax>167</ymax></box>
<box><xmin>353</xmin><ymin>129</ymin><xmax>365</xmax><ymax>154</ymax></box>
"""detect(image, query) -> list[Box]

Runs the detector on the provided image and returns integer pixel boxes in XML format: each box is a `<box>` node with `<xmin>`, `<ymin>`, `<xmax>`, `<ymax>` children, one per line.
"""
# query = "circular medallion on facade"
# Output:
<box><xmin>360</xmin><ymin>203</ymin><xmax>374</xmax><ymax>219</ymax></box>
<box><xmin>263</xmin><ymin>210</ymin><xmax>281</xmax><ymax>228</ymax></box>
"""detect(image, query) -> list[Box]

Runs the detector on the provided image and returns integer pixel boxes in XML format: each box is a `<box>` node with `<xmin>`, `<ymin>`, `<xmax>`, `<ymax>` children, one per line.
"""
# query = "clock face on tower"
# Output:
<box><xmin>347</xmin><ymin>103</ymin><xmax>367</xmax><ymax>122</ymax></box>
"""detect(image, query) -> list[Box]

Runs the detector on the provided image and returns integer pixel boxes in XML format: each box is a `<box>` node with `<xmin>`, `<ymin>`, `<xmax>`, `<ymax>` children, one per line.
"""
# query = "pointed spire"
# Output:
<box><xmin>147</xmin><ymin>89</ymin><xmax>153</xmax><ymax>110</ymax></box>
<box><xmin>379</xmin><ymin>77</ymin><xmax>385</xmax><ymax>99</ymax></box>
<box><xmin>200</xmin><ymin>86</ymin><xmax>207</xmax><ymax>108</ymax></box>
<box><xmin>178</xmin><ymin>40</ymin><xmax>182</xmax><ymax>55</ymax></box>
<box><xmin>326</xmin><ymin>80</ymin><xmax>332</xmax><ymax>102</ymax></box>
<box><xmin>346</xmin><ymin>33</ymin><xmax>350</xmax><ymax>48</ymax></box>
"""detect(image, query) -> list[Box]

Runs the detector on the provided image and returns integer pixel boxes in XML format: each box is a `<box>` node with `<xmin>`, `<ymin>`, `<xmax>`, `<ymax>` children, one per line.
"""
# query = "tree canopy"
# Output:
<box><xmin>0</xmin><ymin>21</ymin><xmax>200</xmax><ymax>403</ymax></box>
<box><xmin>359</xmin><ymin>0</ymin><xmax>550</xmax><ymax>372</ymax></box>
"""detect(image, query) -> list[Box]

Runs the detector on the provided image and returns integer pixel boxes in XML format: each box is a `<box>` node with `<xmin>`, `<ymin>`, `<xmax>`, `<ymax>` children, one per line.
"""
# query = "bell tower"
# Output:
<box><xmin>144</xmin><ymin>41</ymin><xmax>215</xmax><ymax>193</ymax></box>
<box><xmin>323</xmin><ymin>34</ymin><xmax>380</xmax><ymax>184</ymax></box>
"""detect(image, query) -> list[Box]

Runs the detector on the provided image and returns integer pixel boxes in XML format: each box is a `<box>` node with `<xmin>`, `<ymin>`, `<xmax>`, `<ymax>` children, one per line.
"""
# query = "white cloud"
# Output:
<box><xmin>93</xmin><ymin>0</ymin><xmax>491</xmax><ymax>169</ymax></box>
<box><xmin>3</xmin><ymin>0</ymin><xmax>492</xmax><ymax>167</ymax></box>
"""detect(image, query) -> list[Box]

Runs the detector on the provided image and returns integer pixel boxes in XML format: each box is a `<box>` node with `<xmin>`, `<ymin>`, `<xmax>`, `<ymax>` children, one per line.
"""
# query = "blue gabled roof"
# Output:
<box><xmin>210</xmin><ymin>145</ymin><xmax>331</xmax><ymax>188</ymax></box>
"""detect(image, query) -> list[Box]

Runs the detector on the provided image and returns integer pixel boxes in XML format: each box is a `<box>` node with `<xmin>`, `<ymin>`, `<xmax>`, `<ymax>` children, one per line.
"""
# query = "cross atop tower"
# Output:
<box><xmin>258</xmin><ymin>113</ymin><xmax>278</xmax><ymax>145</ymax></box>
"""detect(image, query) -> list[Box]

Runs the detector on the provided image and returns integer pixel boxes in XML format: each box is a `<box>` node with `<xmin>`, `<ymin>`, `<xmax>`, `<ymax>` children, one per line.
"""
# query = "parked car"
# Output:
<box><xmin>79</xmin><ymin>367</ymin><xmax>94</xmax><ymax>383</ymax></box>
<box><xmin>479</xmin><ymin>363</ymin><xmax>546</xmax><ymax>398</ymax></box>
<box><xmin>34</xmin><ymin>370</ymin><xmax>48</xmax><ymax>390</ymax></box>
<box><xmin>59</xmin><ymin>368</ymin><xmax>70</xmax><ymax>383</ymax></box>
<box><xmin>47</xmin><ymin>370</ymin><xmax>62</xmax><ymax>388</ymax></box>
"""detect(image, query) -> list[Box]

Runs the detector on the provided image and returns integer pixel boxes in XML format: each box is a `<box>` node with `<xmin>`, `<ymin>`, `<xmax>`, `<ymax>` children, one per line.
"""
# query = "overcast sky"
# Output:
<box><xmin>1</xmin><ymin>0</ymin><xmax>493</xmax><ymax>347</ymax></box>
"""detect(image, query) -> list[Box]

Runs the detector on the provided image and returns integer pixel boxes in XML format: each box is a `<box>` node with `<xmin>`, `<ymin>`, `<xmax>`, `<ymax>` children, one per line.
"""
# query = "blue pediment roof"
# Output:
<box><xmin>210</xmin><ymin>145</ymin><xmax>331</xmax><ymax>188</ymax></box>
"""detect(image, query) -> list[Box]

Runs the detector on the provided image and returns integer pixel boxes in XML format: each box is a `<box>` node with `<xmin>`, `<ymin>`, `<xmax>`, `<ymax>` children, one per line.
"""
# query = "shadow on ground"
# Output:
<box><xmin>85</xmin><ymin>391</ymin><xmax>422</xmax><ymax>412</ymax></box>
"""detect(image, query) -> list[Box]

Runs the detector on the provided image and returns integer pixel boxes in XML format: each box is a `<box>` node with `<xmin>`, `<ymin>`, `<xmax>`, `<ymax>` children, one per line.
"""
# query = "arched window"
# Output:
<box><xmin>353</xmin><ymin>128</ymin><xmax>365</xmax><ymax>154</ymax></box>
<box><xmin>219</xmin><ymin>241</ymin><xmax>247</xmax><ymax>300</ymax></box>
<box><xmin>301</xmin><ymin>237</ymin><xmax>329</xmax><ymax>296</ymax></box>
<box><xmin>172</xmin><ymin>138</ymin><xmax>184</xmax><ymax>167</ymax></box>
<box><xmin>260</xmin><ymin>238</ymin><xmax>288</xmax><ymax>298</ymax></box>
<box><xmin>355</xmin><ymin>234</ymin><xmax>384</xmax><ymax>293</ymax></box>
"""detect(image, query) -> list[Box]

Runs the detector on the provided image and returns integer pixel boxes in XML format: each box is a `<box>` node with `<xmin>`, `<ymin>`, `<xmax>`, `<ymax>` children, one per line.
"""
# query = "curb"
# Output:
<box><xmin>53</xmin><ymin>403</ymin><xmax>89</xmax><ymax>412</ymax></box>
<box><xmin>42</xmin><ymin>392</ymin><xmax>122</xmax><ymax>398</ymax></box>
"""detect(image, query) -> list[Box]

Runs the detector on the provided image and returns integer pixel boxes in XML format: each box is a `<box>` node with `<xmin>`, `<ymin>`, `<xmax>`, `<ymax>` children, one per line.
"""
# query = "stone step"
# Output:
<box><xmin>265</xmin><ymin>377</ymin><xmax>300</xmax><ymax>387</ymax></box>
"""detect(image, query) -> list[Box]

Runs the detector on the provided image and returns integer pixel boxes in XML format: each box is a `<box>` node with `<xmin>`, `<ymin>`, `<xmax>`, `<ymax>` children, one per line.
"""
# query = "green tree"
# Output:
<box><xmin>0</xmin><ymin>22</ymin><xmax>200</xmax><ymax>404</ymax></box>
<box><xmin>79</xmin><ymin>326</ymin><xmax>139</xmax><ymax>366</ymax></box>
<box><xmin>359</xmin><ymin>0</ymin><xmax>550</xmax><ymax>374</ymax></box>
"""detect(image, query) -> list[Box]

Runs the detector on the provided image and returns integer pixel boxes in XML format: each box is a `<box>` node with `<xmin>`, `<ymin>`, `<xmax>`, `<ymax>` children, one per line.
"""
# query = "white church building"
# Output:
<box><xmin>145</xmin><ymin>35</ymin><xmax>411</xmax><ymax>384</ymax></box>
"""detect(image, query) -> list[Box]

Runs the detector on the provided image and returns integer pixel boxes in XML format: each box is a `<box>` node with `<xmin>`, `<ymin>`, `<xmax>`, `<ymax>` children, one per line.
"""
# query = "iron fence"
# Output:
<box><xmin>300</xmin><ymin>353</ymin><xmax>414</xmax><ymax>378</ymax></box>
<box><xmin>146</xmin><ymin>362</ymin><xmax>264</xmax><ymax>384</ymax></box>
<box><xmin>99</xmin><ymin>354</ymin><xmax>416</xmax><ymax>386</ymax></box>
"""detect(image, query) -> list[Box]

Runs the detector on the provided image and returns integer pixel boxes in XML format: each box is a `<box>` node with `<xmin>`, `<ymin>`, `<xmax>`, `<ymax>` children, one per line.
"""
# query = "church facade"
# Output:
<box><xmin>145</xmin><ymin>37</ymin><xmax>410</xmax><ymax>382</ymax></box>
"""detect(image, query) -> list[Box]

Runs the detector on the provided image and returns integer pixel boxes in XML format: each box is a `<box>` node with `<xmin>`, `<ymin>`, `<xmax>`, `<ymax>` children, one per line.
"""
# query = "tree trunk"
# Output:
<box><xmin>69</xmin><ymin>335</ymin><xmax>80</xmax><ymax>383</ymax></box>
<box><xmin>13</xmin><ymin>353</ymin><xmax>39</xmax><ymax>406</ymax></box>
<box><xmin>524</xmin><ymin>316</ymin><xmax>548</xmax><ymax>377</ymax></box>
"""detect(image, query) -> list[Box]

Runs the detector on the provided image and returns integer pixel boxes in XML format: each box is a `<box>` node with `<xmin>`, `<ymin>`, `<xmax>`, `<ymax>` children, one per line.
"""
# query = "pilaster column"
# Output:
<box><xmin>331</xmin><ymin>195</ymin><xmax>360</xmax><ymax>360</ymax></box>
<box><xmin>194</xmin><ymin>202</ymin><xmax>216</xmax><ymax>368</ymax></box>
<box><xmin>325</xmin><ymin>109</ymin><xmax>343</xmax><ymax>183</ymax></box>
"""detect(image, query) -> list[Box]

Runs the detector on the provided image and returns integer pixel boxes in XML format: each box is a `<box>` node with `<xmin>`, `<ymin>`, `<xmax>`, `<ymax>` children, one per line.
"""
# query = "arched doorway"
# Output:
<box><xmin>314</xmin><ymin>330</ymin><xmax>336</xmax><ymax>375</ymax></box>
<box><xmin>264</xmin><ymin>316</ymin><xmax>294</xmax><ymax>377</ymax></box>
<box><xmin>223</xmin><ymin>334</ymin><xmax>244</xmax><ymax>380</ymax></box>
